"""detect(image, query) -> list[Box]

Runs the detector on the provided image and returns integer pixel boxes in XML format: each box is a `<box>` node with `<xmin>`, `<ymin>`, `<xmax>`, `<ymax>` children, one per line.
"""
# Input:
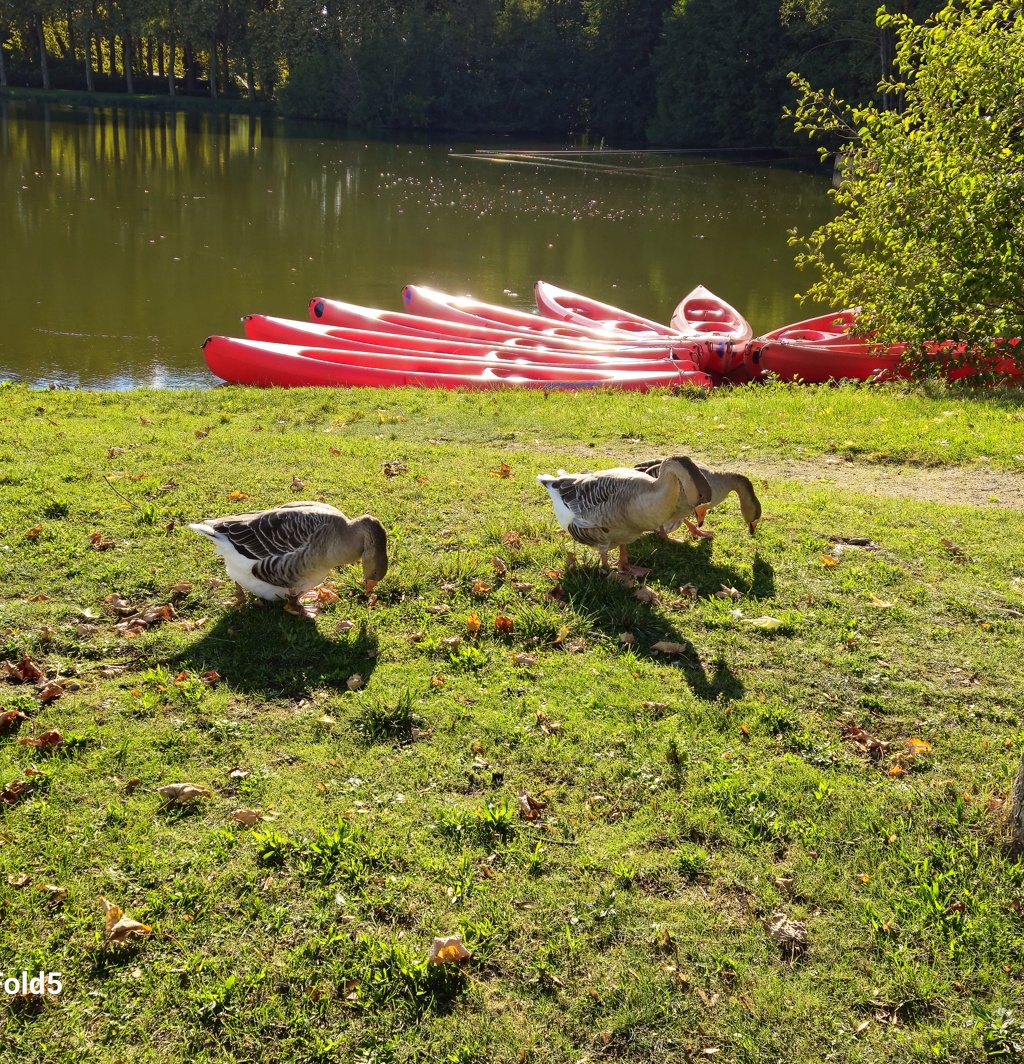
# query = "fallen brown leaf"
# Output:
<box><xmin>157</xmin><ymin>782</ymin><xmax>212</xmax><ymax>805</ymax></box>
<box><xmin>465</xmin><ymin>612</ymin><xmax>482</xmax><ymax>635</ymax></box>
<box><xmin>100</xmin><ymin>896</ymin><xmax>152</xmax><ymax>944</ymax></box>
<box><xmin>513</xmin><ymin>652</ymin><xmax>538</xmax><ymax>666</ymax></box>
<box><xmin>651</xmin><ymin>640</ymin><xmax>687</xmax><ymax>654</ymax></box>
<box><xmin>491</xmin><ymin>556</ymin><xmax>508</xmax><ymax>576</ymax></box>
<box><xmin>494</xmin><ymin>614</ymin><xmax>514</xmax><ymax>635</ymax></box>
<box><xmin>227</xmin><ymin>490</ymin><xmax>249</xmax><ymax>501</ymax></box>
<box><xmin>231</xmin><ymin>809</ymin><xmax>262</xmax><ymax>827</ymax></box>
<box><xmin>89</xmin><ymin>531</ymin><xmax>116</xmax><ymax>551</ymax></box>
<box><xmin>24</xmin><ymin>524</ymin><xmax>43</xmax><ymax>538</ymax></box>
<box><xmin>36</xmin><ymin>682</ymin><xmax>66</xmax><ymax>704</ymax></box>
<box><xmin>428</xmin><ymin>934</ymin><xmax>472</xmax><ymax>964</ymax></box>
<box><xmin>502</xmin><ymin>531</ymin><xmax>523</xmax><ymax>550</ymax></box>
<box><xmin>471</xmin><ymin>579</ymin><xmax>492</xmax><ymax>595</ymax></box>
<box><xmin>634</xmin><ymin>586</ymin><xmax>662</xmax><ymax>605</ymax></box>
<box><xmin>346</xmin><ymin>673</ymin><xmax>364</xmax><ymax>691</ymax></box>
<box><xmin>488</xmin><ymin>463</ymin><xmax>512</xmax><ymax>479</ymax></box>
<box><xmin>17</xmin><ymin>730</ymin><xmax>62</xmax><ymax>749</ymax></box>
<box><xmin>0</xmin><ymin>709</ymin><xmax>27</xmax><ymax>733</ymax></box>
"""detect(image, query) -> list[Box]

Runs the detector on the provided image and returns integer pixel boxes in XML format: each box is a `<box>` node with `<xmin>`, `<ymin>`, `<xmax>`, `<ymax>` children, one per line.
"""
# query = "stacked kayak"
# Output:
<box><xmin>202</xmin><ymin>282</ymin><xmax>1018</xmax><ymax>389</ymax></box>
<box><xmin>744</xmin><ymin>309</ymin><xmax>1021</xmax><ymax>384</ymax></box>
<box><xmin>202</xmin><ymin>284</ymin><xmax>744</xmax><ymax>390</ymax></box>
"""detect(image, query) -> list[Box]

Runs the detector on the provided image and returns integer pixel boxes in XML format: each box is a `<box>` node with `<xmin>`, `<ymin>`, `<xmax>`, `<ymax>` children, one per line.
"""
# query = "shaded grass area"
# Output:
<box><xmin>1</xmin><ymin>381</ymin><xmax>1023</xmax><ymax>1062</ymax></box>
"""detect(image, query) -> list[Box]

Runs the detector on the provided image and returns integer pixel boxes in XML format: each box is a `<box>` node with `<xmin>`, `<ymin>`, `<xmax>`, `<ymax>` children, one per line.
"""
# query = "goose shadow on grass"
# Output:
<box><xmin>561</xmin><ymin>537</ymin><xmax>776</xmax><ymax>703</ymax></box>
<box><xmin>168</xmin><ymin>605</ymin><xmax>379</xmax><ymax>700</ymax></box>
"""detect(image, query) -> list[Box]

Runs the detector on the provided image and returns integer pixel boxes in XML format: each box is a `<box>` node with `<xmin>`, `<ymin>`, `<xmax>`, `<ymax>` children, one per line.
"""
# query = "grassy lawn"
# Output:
<box><xmin>1</xmin><ymin>379</ymin><xmax>1023</xmax><ymax>1063</ymax></box>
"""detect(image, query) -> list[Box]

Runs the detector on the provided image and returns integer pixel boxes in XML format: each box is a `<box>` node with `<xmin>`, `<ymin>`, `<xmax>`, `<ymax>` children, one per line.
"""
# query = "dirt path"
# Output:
<box><xmin>743</xmin><ymin>456</ymin><xmax>1024</xmax><ymax>511</ymax></box>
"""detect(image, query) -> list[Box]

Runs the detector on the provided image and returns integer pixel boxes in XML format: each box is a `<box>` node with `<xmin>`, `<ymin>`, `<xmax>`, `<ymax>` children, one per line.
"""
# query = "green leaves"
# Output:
<box><xmin>790</xmin><ymin>0</ymin><xmax>1024</xmax><ymax>375</ymax></box>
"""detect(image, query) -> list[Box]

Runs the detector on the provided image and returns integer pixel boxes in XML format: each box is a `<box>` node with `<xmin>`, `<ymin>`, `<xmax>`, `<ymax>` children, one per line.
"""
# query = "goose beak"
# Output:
<box><xmin>364</xmin><ymin>579</ymin><xmax>378</xmax><ymax>593</ymax></box>
<box><xmin>748</xmin><ymin>520</ymin><xmax>759</xmax><ymax>536</ymax></box>
<box><xmin>694</xmin><ymin>505</ymin><xmax>709</xmax><ymax>526</ymax></box>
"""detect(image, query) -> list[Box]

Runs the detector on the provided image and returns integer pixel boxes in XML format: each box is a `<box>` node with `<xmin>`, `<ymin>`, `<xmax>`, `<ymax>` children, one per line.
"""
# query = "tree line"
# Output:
<box><xmin>0</xmin><ymin>0</ymin><xmax>935</xmax><ymax>146</ymax></box>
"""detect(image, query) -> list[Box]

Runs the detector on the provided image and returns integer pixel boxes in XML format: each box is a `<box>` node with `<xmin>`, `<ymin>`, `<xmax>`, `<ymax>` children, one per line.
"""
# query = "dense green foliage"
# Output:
<box><xmin>788</xmin><ymin>0</ymin><xmax>1024</xmax><ymax>366</ymax></box>
<box><xmin>1</xmin><ymin>0</ymin><xmax>899</xmax><ymax>142</ymax></box>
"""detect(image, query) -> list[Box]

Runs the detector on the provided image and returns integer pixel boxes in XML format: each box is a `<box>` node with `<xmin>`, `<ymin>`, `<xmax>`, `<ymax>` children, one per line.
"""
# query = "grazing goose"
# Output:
<box><xmin>635</xmin><ymin>458</ymin><xmax>761</xmax><ymax>538</ymax></box>
<box><xmin>537</xmin><ymin>457</ymin><xmax>711</xmax><ymax>575</ymax></box>
<box><xmin>189</xmin><ymin>501</ymin><xmax>388</xmax><ymax>618</ymax></box>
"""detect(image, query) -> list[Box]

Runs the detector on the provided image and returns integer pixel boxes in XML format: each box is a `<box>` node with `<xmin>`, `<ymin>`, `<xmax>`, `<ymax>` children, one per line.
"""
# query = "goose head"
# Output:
<box><xmin>353</xmin><ymin>515</ymin><xmax>389</xmax><ymax>592</ymax></box>
<box><xmin>695</xmin><ymin>473</ymin><xmax>761</xmax><ymax>535</ymax></box>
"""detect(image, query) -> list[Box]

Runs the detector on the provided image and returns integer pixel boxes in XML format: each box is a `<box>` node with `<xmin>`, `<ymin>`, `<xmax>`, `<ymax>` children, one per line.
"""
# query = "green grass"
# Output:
<box><xmin>1</xmin><ymin>379</ymin><xmax>1023</xmax><ymax>1063</ymax></box>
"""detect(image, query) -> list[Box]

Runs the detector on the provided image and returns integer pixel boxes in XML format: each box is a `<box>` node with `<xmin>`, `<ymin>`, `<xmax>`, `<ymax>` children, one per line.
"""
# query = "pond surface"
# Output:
<box><xmin>0</xmin><ymin>102</ymin><xmax>835</xmax><ymax>389</ymax></box>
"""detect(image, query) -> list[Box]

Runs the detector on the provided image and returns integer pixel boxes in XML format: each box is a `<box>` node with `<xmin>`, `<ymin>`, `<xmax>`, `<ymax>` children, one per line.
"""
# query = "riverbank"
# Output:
<box><xmin>0</xmin><ymin>85</ymin><xmax>272</xmax><ymax>117</ymax></box>
<box><xmin>2</xmin><ymin>382</ymin><xmax>1023</xmax><ymax>1062</ymax></box>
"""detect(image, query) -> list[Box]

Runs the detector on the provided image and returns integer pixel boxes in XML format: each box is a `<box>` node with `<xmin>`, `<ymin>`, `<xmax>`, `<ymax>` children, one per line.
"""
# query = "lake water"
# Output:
<box><xmin>0</xmin><ymin>102</ymin><xmax>835</xmax><ymax>389</ymax></box>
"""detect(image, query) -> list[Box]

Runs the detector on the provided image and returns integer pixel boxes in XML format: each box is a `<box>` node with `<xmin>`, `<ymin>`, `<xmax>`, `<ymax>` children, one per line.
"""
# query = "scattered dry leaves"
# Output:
<box><xmin>513</xmin><ymin>652</ymin><xmax>538</xmax><ymax>667</ymax></box>
<box><xmin>502</xmin><ymin>530</ymin><xmax>523</xmax><ymax>550</ymax></box>
<box><xmin>231</xmin><ymin>809</ymin><xmax>263</xmax><ymax>827</ymax></box>
<box><xmin>346</xmin><ymin>673</ymin><xmax>364</xmax><ymax>692</ymax></box>
<box><xmin>465</xmin><ymin>612</ymin><xmax>482</xmax><ymax>635</ymax></box>
<box><xmin>114</xmin><ymin>603</ymin><xmax>177</xmax><ymax>637</ymax></box>
<box><xmin>491</xmin><ymin>556</ymin><xmax>508</xmax><ymax>576</ymax></box>
<box><xmin>488</xmin><ymin>463</ymin><xmax>513</xmax><ymax>479</ymax></box>
<box><xmin>89</xmin><ymin>531</ymin><xmax>116</xmax><ymax>551</ymax></box>
<box><xmin>494</xmin><ymin>615</ymin><xmax>514</xmax><ymax>636</ymax></box>
<box><xmin>471</xmin><ymin>579</ymin><xmax>492</xmax><ymax>595</ymax></box>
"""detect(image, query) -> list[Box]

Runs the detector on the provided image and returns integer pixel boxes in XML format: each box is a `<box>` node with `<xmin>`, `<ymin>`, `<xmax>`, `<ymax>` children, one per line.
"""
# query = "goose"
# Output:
<box><xmin>189</xmin><ymin>501</ymin><xmax>388</xmax><ymax>618</ymax></box>
<box><xmin>634</xmin><ymin>458</ymin><xmax>761</xmax><ymax>538</ymax></box>
<box><xmin>537</xmin><ymin>457</ymin><xmax>712</xmax><ymax>575</ymax></box>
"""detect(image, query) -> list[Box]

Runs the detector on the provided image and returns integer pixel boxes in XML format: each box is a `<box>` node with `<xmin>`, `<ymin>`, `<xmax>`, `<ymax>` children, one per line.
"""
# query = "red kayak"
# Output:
<box><xmin>246</xmin><ymin>314</ymin><xmax>694</xmax><ymax>370</ymax></box>
<box><xmin>401</xmin><ymin>285</ymin><xmax>677</xmax><ymax>346</ymax></box>
<box><xmin>670</xmin><ymin>285</ymin><xmax>753</xmax><ymax>344</ymax></box>
<box><xmin>534</xmin><ymin>281</ymin><xmax>680</xmax><ymax>338</ymax></box>
<box><xmin>745</xmin><ymin>308</ymin><xmax>1020</xmax><ymax>383</ymax></box>
<box><xmin>309</xmin><ymin>296</ymin><xmax>679</xmax><ymax>355</ymax></box>
<box><xmin>202</xmin><ymin>336</ymin><xmax>712</xmax><ymax>390</ymax></box>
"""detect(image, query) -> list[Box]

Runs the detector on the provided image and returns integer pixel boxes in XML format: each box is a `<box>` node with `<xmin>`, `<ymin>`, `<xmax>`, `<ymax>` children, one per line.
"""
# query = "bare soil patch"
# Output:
<box><xmin>745</xmin><ymin>456</ymin><xmax>1024</xmax><ymax>511</ymax></box>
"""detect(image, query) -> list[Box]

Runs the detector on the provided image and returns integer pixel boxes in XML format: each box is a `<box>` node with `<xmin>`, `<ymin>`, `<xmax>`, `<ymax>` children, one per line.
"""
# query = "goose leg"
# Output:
<box><xmin>284</xmin><ymin>593</ymin><xmax>318</xmax><ymax>620</ymax></box>
<box><xmin>617</xmin><ymin>544</ymin><xmax>651</xmax><ymax>577</ymax></box>
<box><xmin>683</xmin><ymin>517</ymin><xmax>714</xmax><ymax>540</ymax></box>
<box><xmin>598</xmin><ymin>549</ymin><xmax>612</xmax><ymax>571</ymax></box>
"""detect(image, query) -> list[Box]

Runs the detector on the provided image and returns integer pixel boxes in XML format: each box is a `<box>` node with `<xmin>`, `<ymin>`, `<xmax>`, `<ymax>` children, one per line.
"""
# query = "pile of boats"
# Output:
<box><xmin>201</xmin><ymin>282</ymin><xmax>1020</xmax><ymax>390</ymax></box>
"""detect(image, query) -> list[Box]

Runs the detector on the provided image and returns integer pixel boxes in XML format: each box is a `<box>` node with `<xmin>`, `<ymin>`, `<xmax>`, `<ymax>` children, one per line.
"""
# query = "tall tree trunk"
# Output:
<box><xmin>84</xmin><ymin>31</ymin><xmax>95</xmax><ymax>91</ymax></box>
<box><xmin>167</xmin><ymin>36</ymin><xmax>176</xmax><ymax>94</ymax></box>
<box><xmin>146</xmin><ymin>37</ymin><xmax>153</xmax><ymax>77</ymax></box>
<box><xmin>208</xmin><ymin>40</ymin><xmax>218</xmax><ymax>100</ymax></box>
<box><xmin>185</xmin><ymin>40</ymin><xmax>195</xmax><ymax>93</ymax></box>
<box><xmin>0</xmin><ymin>38</ymin><xmax>7</xmax><ymax>88</ymax></box>
<box><xmin>108</xmin><ymin>36</ymin><xmax>116</xmax><ymax>76</ymax></box>
<box><xmin>157</xmin><ymin>36</ymin><xmax>164</xmax><ymax>80</ymax></box>
<box><xmin>245</xmin><ymin>53</ymin><xmax>255</xmax><ymax>103</ymax></box>
<box><xmin>35</xmin><ymin>13</ymin><xmax>51</xmax><ymax>90</ymax></box>
<box><xmin>124</xmin><ymin>33</ymin><xmax>134</xmax><ymax>94</ymax></box>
